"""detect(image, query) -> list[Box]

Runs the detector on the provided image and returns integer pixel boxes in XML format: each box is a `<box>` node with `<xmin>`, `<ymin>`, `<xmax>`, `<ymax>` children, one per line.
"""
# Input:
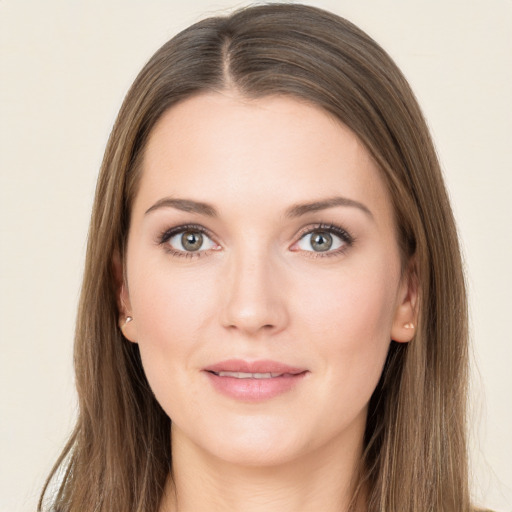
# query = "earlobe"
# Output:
<box><xmin>119</xmin><ymin>308</ymin><xmax>138</xmax><ymax>343</ymax></box>
<box><xmin>113</xmin><ymin>250</ymin><xmax>138</xmax><ymax>343</ymax></box>
<box><xmin>390</xmin><ymin>260</ymin><xmax>419</xmax><ymax>343</ymax></box>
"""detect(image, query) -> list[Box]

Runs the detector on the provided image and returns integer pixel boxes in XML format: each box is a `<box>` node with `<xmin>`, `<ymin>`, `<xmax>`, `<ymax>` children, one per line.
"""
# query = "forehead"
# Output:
<box><xmin>136</xmin><ymin>92</ymin><xmax>392</xmax><ymax>222</ymax></box>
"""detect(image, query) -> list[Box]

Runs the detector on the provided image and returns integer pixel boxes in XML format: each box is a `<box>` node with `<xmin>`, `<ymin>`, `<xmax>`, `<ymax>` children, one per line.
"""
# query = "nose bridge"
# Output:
<box><xmin>220</xmin><ymin>241</ymin><xmax>287</xmax><ymax>335</ymax></box>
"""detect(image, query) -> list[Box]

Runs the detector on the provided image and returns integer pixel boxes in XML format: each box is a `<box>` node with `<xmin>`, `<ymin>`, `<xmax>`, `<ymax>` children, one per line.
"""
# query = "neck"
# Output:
<box><xmin>160</xmin><ymin>423</ymin><xmax>367</xmax><ymax>512</ymax></box>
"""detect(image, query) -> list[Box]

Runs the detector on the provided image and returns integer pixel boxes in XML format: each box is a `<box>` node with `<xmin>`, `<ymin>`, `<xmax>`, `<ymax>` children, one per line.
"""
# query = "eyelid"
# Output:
<box><xmin>290</xmin><ymin>223</ymin><xmax>354</xmax><ymax>255</ymax></box>
<box><xmin>156</xmin><ymin>222</ymin><xmax>354</xmax><ymax>258</ymax></box>
<box><xmin>158</xmin><ymin>223</ymin><xmax>220</xmax><ymax>257</ymax></box>
<box><xmin>158</xmin><ymin>223</ymin><xmax>214</xmax><ymax>242</ymax></box>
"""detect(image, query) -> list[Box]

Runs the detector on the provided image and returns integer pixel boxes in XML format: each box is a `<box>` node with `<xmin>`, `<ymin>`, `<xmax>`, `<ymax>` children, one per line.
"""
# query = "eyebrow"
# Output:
<box><xmin>145</xmin><ymin>198</ymin><xmax>218</xmax><ymax>217</ymax></box>
<box><xmin>144</xmin><ymin>195</ymin><xmax>372</xmax><ymax>219</ymax></box>
<box><xmin>285</xmin><ymin>196</ymin><xmax>373</xmax><ymax>219</ymax></box>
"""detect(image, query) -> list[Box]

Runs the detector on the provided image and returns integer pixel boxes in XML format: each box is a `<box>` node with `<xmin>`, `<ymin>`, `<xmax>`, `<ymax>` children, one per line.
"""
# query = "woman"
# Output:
<box><xmin>40</xmin><ymin>3</ymin><xmax>475</xmax><ymax>511</ymax></box>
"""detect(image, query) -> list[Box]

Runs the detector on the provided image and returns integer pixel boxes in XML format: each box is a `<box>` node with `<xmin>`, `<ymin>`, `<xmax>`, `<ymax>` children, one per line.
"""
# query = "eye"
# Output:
<box><xmin>292</xmin><ymin>225</ymin><xmax>353</xmax><ymax>254</ymax></box>
<box><xmin>161</xmin><ymin>226</ymin><xmax>219</xmax><ymax>254</ymax></box>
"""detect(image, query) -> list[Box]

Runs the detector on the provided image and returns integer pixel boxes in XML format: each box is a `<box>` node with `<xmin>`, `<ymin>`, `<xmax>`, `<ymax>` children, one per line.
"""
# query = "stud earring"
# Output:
<box><xmin>404</xmin><ymin>322</ymin><xmax>415</xmax><ymax>329</ymax></box>
<box><xmin>124</xmin><ymin>316</ymin><xmax>133</xmax><ymax>325</ymax></box>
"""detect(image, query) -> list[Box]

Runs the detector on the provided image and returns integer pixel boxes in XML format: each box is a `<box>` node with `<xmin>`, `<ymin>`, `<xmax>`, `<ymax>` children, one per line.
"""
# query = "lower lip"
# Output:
<box><xmin>204</xmin><ymin>371</ymin><xmax>307</xmax><ymax>401</ymax></box>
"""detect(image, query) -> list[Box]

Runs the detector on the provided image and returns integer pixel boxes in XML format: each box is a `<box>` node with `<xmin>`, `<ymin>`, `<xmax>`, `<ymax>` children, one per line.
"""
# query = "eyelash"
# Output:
<box><xmin>158</xmin><ymin>224</ymin><xmax>217</xmax><ymax>259</ymax></box>
<box><xmin>294</xmin><ymin>223</ymin><xmax>355</xmax><ymax>258</ymax></box>
<box><xmin>157</xmin><ymin>222</ymin><xmax>355</xmax><ymax>259</ymax></box>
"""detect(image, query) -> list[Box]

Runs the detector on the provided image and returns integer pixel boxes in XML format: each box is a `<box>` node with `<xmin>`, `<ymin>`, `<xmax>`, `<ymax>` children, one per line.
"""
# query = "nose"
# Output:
<box><xmin>220</xmin><ymin>248</ymin><xmax>289</xmax><ymax>337</ymax></box>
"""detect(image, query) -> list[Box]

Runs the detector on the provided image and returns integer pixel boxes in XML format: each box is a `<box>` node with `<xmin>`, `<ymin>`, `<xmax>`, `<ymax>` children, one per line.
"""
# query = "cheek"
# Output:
<box><xmin>299</xmin><ymin>259</ymin><xmax>398</xmax><ymax>339</ymax></box>
<box><xmin>131</xmin><ymin>263</ymin><xmax>217</xmax><ymax>342</ymax></box>
<box><xmin>127</xmin><ymin>264</ymin><xmax>219</xmax><ymax>411</ymax></box>
<box><xmin>296</xmin><ymin>259</ymin><xmax>400</xmax><ymax>393</ymax></box>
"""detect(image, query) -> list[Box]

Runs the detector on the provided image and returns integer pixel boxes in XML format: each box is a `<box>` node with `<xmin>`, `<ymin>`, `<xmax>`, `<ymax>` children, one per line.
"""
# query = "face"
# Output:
<box><xmin>120</xmin><ymin>92</ymin><xmax>416</xmax><ymax>467</ymax></box>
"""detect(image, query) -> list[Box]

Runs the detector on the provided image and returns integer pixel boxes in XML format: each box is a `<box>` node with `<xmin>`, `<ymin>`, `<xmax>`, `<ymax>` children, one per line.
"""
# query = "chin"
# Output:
<box><xmin>174</xmin><ymin>413</ymin><xmax>312</xmax><ymax>468</ymax></box>
<box><xmin>209</xmin><ymin>436</ymin><xmax>306</xmax><ymax>468</ymax></box>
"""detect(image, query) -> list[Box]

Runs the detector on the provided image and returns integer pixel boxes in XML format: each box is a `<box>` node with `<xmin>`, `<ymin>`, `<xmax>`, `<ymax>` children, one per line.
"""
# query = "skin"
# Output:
<box><xmin>119</xmin><ymin>92</ymin><xmax>416</xmax><ymax>512</ymax></box>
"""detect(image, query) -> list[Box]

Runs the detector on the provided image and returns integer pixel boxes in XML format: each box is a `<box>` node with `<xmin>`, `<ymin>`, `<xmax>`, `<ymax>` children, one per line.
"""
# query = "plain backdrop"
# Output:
<box><xmin>1</xmin><ymin>1</ymin><xmax>511</xmax><ymax>511</ymax></box>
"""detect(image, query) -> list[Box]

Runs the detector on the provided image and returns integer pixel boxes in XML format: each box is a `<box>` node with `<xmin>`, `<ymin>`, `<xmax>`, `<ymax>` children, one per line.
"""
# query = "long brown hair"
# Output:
<box><xmin>40</xmin><ymin>4</ymin><xmax>471</xmax><ymax>511</ymax></box>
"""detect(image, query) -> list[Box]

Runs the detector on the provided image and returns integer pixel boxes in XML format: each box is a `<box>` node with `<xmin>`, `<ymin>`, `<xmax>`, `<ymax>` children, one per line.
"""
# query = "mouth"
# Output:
<box><xmin>209</xmin><ymin>371</ymin><xmax>298</xmax><ymax>379</ymax></box>
<box><xmin>203</xmin><ymin>359</ymin><xmax>308</xmax><ymax>401</ymax></box>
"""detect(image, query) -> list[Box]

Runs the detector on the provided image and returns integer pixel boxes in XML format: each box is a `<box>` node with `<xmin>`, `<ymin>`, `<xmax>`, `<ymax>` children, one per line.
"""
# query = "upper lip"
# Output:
<box><xmin>204</xmin><ymin>359</ymin><xmax>307</xmax><ymax>375</ymax></box>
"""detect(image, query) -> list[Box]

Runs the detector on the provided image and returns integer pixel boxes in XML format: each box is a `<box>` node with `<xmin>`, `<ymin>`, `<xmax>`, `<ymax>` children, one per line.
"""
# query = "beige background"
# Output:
<box><xmin>1</xmin><ymin>1</ymin><xmax>511</xmax><ymax>510</ymax></box>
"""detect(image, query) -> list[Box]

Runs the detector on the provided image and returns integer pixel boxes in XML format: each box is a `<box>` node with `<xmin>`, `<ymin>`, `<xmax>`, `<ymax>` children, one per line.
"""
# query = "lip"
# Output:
<box><xmin>204</xmin><ymin>359</ymin><xmax>306</xmax><ymax>375</ymax></box>
<box><xmin>203</xmin><ymin>359</ymin><xmax>308</xmax><ymax>402</ymax></box>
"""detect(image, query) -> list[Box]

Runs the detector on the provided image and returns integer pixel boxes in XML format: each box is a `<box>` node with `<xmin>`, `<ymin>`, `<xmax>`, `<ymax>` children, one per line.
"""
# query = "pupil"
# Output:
<box><xmin>181</xmin><ymin>231</ymin><xmax>203</xmax><ymax>251</ymax></box>
<box><xmin>311</xmin><ymin>231</ymin><xmax>332</xmax><ymax>252</ymax></box>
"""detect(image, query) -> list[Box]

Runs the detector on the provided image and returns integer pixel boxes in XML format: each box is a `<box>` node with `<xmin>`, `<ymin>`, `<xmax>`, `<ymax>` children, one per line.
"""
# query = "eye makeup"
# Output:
<box><xmin>291</xmin><ymin>222</ymin><xmax>355</xmax><ymax>258</ymax></box>
<box><xmin>157</xmin><ymin>223</ymin><xmax>220</xmax><ymax>259</ymax></box>
<box><xmin>155</xmin><ymin>220</ymin><xmax>355</xmax><ymax>260</ymax></box>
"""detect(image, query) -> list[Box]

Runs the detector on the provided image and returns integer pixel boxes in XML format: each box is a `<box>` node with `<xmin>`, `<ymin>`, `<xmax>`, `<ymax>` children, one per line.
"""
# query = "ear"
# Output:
<box><xmin>390</xmin><ymin>258</ymin><xmax>419</xmax><ymax>343</ymax></box>
<box><xmin>113</xmin><ymin>249</ymin><xmax>138</xmax><ymax>343</ymax></box>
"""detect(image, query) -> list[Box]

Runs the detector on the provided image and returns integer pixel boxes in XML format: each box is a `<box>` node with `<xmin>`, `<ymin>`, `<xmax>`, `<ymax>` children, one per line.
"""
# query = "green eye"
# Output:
<box><xmin>309</xmin><ymin>231</ymin><xmax>333</xmax><ymax>252</ymax></box>
<box><xmin>166</xmin><ymin>229</ymin><xmax>217</xmax><ymax>253</ymax></box>
<box><xmin>295</xmin><ymin>227</ymin><xmax>350</xmax><ymax>253</ymax></box>
<box><xmin>181</xmin><ymin>231</ymin><xmax>204</xmax><ymax>251</ymax></box>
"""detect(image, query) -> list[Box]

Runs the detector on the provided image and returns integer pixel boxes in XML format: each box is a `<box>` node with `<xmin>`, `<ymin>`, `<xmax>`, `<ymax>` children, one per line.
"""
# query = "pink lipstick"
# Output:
<box><xmin>203</xmin><ymin>359</ymin><xmax>308</xmax><ymax>401</ymax></box>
